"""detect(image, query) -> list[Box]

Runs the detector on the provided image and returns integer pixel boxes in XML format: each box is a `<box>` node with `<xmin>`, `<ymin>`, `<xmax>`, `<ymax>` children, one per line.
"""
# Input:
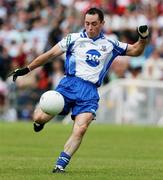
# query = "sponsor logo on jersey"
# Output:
<box><xmin>85</xmin><ymin>49</ymin><xmax>101</xmax><ymax>67</ymax></box>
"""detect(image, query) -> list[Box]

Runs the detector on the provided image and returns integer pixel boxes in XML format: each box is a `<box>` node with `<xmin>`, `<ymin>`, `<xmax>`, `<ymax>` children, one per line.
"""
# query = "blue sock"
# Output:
<box><xmin>56</xmin><ymin>152</ymin><xmax>71</xmax><ymax>169</ymax></box>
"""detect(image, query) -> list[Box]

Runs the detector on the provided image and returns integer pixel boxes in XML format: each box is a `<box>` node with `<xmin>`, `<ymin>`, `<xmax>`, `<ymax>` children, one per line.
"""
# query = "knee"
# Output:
<box><xmin>33</xmin><ymin>112</ymin><xmax>43</xmax><ymax>123</ymax></box>
<box><xmin>75</xmin><ymin>124</ymin><xmax>88</xmax><ymax>138</ymax></box>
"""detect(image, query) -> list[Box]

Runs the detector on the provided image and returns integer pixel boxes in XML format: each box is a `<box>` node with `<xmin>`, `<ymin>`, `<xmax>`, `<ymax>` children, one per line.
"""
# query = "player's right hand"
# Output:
<box><xmin>8</xmin><ymin>67</ymin><xmax>30</xmax><ymax>81</ymax></box>
<box><xmin>137</xmin><ymin>25</ymin><xmax>149</xmax><ymax>39</ymax></box>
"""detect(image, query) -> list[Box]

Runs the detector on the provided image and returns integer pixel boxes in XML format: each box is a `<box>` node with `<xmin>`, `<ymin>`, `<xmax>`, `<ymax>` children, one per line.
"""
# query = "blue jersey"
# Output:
<box><xmin>58</xmin><ymin>29</ymin><xmax>128</xmax><ymax>87</ymax></box>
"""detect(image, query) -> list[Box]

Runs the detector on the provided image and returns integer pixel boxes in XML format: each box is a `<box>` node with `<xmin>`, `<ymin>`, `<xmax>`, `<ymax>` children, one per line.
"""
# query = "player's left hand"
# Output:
<box><xmin>8</xmin><ymin>67</ymin><xmax>30</xmax><ymax>81</ymax></box>
<box><xmin>137</xmin><ymin>25</ymin><xmax>149</xmax><ymax>39</ymax></box>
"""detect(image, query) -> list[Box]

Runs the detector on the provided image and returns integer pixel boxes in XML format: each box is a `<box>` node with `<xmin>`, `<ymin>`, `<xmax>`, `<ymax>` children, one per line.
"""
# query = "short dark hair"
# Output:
<box><xmin>85</xmin><ymin>8</ymin><xmax>104</xmax><ymax>22</ymax></box>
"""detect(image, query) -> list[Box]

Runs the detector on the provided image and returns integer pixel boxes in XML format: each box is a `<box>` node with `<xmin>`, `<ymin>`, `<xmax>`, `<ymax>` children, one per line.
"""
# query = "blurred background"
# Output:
<box><xmin>0</xmin><ymin>0</ymin><xmax>162</xmax><ymax>124</ymax></box>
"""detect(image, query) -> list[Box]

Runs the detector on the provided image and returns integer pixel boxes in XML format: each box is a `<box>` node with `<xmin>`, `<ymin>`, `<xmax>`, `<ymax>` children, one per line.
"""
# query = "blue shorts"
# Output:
<box><xmin>55</xmin><ymin>76</ymin><xmax>99</xmax><ymax>120</ymax></box>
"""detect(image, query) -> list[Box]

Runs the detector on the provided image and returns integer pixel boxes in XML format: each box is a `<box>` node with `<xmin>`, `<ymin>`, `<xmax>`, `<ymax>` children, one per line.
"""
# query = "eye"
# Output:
<box><xmin>92</xmin><ymin>22</ymin><xmax>97</xmax><ymax>26</ymax></box>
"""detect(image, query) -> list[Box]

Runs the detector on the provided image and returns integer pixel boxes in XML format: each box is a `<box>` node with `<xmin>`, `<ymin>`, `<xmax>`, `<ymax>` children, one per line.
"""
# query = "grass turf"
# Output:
<box><xmin>0</xmin><ymin>122</ymin><xmax>163</xmax><ymax>180</ymax></box>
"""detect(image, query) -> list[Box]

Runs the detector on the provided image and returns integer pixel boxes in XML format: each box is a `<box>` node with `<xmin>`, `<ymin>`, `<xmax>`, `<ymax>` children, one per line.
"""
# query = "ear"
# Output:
<box><xmin>101</xmin><ymin>20</ymin><xmax>105</xmax><ymax>25</ymax></box>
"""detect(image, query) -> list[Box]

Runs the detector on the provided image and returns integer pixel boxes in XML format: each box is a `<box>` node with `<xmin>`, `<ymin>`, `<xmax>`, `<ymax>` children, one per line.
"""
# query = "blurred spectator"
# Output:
<box><xmin>12</xmin><ymin>47</ymin><xmax>27</xmax><ymax>68</ymax></box>
<box><xmin>0</xmin><ymin>78</ymin><xmax>17</xmax><ymax>121</ymax></box>
<box><xmin>142</xmin><ymin>49</ymin><xmax>163</xmax><ymax>80</ymax></box>
<box><xmin>37</xmin><ymin>68</ymin><xmax>51</xmax><ymax>91</ymax></box>
<box><xmin>109</xmin><ymin>57</ymin><xmax>130</xmax><ymax>82</ymax></box>
<box><xmin>123</xmin><ymin>60</ymin><xmax>146</xmax><ymax>124</ymax></box>
<box><xmin>50</xmin><ymin>58</ymin><xmax>65</xmax><ymax>89</ymax></box>
<box><xmin>126</xmin><ymin>56</ymin><xmax>145</xmax><ymax>79</ymax></box>
<box><xmin>156</xmin><ymin>28</ymin><xmax>163</xmax><ymax>57</ymax></box>
<box><xmin>0</xmin><ymin>45</ymin><xmax>12</xmax><ymax>81</ymax></box>
<box><xmin>44</xmin><ymin>20</ymin><xmax>62</xmax><ymax>51</ymax></box>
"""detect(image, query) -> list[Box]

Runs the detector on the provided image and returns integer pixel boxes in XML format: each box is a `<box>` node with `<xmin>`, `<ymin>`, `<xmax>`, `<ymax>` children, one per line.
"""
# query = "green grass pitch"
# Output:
<box><xmin>1</xmin><ymin>122</ymin><xmax>163</xmax><ymax>180</ymax></box>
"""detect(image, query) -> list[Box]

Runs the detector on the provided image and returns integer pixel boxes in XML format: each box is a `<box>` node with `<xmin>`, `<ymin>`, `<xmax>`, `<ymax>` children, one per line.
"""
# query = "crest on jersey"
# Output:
<box><xmin>85</xmin><ymin>49</ymin><xmax>101</xmax><ymax>67</ymax></box>
<box><xmin>79</xmin><ymin>42</ymin><xmax>86</xmax><ymax>48</ymax></box>
<box><xmin>100</xmin><ymin>45</ymin><xmax>107</xmax><ymax>52</ymax></box>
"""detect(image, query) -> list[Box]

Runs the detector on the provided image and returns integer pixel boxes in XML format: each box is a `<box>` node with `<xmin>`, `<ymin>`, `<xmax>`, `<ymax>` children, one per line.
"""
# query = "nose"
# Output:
<box><xmin>88</xmin><ymin>24</ymin><xmax>93</xmax><ymax>31</ymax></box>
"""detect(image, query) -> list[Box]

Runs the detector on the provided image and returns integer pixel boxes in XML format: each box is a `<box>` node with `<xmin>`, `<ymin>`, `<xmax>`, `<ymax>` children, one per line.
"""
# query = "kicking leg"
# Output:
<box><xmin>53</xmin><ymin>112</ymin><xmax>93</xmax><ymax>173</ymax></box>
<box><xmin>33</xmin><ymin>105</ymin><xmax>54</xmax><ymax>132</ymax></box>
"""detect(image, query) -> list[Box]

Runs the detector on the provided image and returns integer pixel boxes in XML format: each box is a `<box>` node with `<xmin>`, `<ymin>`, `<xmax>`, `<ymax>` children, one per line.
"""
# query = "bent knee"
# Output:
<box><xmin>33</xmin><ymin>108</ymin><xmax>53</xmax><ymax>124</ymax></box>
<box><xmin>33</xmin><ymin>112</ymin><xmax>42</xmax><ymax>123</ymax></box>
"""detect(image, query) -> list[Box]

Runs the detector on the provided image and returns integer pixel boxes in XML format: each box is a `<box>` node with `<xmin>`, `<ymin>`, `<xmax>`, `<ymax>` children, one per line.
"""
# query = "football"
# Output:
<box><xmin>39</xmin><ymin>90</ymin><xmax>64</xmax><ymax>115</ymax></box>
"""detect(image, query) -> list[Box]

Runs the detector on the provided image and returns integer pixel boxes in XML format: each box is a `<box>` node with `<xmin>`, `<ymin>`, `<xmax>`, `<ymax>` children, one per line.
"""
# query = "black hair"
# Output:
<box><xmin>85</xmin><ymin>7</ymin><xmax>104</xmax><ymax>22</ymax></box>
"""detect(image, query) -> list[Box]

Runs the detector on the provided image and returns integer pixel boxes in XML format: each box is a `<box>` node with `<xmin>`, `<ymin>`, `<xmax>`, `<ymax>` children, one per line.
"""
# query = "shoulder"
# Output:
<box><xmin>104</xmin><ymin>34</ymin><xmax>119</xmax><ymax>45</ymax></box>
<box><xmin>103</xmin><ymin>34</ymin><xmax>128</xmax><ymax>55</ymax></box>
<box><xmin>63</xmin><ymin>32</ymin><xmax>81</xmax><ymax>44</ymax></box>
<box><xmin>58</xmin><ymin>32</ymin><xmax>81</xmax><ymax>51</ymax></box>
<box><xmin>106</xmin><ymin>35</ymin><xmax>127</xmax><ymax>49</ymax></box>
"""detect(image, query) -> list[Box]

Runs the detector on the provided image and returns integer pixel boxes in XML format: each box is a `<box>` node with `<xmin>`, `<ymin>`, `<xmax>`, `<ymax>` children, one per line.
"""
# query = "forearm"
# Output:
<box><xmin>27</xmin><ymin>52</ymin><xmax>52</xmax><ymax>71</ymax></box>
<box><xmin>27</xmin><ymin>44</ymin><xmax>63</xmax><ymax>71</ymax></box>
<box><xmin>9</xmin><ymin>42</ymin><xmax>63</xmax><ymax>81</ymax></box>
<box><xmin>126</xmin><ymin>25</ymin><xmax>149</xmax><ymax>56</ymax></box>
<box><xmin>131</xmin><ymin>38</ymin><xmax>147</xmax><ymax>56</ymax></box>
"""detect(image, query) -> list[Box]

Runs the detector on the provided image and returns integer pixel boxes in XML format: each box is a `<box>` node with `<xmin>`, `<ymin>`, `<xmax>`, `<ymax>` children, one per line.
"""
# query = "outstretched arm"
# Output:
<box><xmin>28</xmin><ymin>44</ymin><xmax>63</xmax><ymax>71</ymax></box>
<box><xmin>9</xmin><ymin>44</ymin><xmax>64</xmax><ymax>81</ymax></box>
<box><xmin>126</xmin><ymin>25</ymin><xmax>149</xmax><ymax>56</ymax></box>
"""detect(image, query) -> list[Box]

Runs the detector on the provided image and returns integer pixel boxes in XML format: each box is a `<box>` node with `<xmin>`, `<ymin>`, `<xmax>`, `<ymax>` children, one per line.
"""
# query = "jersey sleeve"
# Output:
<box><xmin>58</xmin><ymin>33</ymin><xmax>78</xmax><ymax>52</ymax></box>
<box><xmin>109</xmin><ymin>39</ymin><xmax>128</xmax><ymax>56</ymax></box>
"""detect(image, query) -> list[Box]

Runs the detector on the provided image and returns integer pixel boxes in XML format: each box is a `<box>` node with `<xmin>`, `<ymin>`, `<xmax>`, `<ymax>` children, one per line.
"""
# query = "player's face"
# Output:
<box><xmin>84</xmin><ymin>14</ymin><xmax>104</xmax><ymax>39</ymax></box>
